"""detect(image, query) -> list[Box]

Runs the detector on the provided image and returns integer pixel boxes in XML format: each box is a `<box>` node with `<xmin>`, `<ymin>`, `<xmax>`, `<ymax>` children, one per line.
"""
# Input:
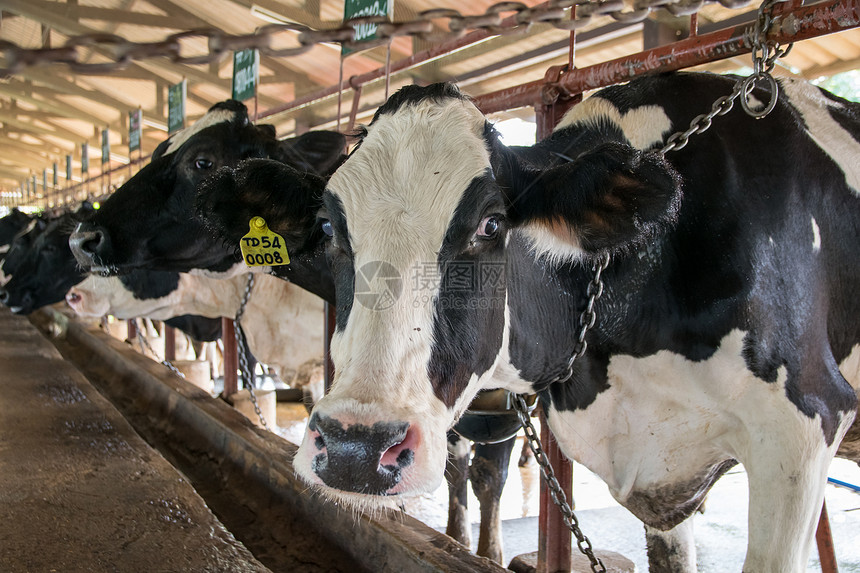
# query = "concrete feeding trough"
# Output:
<box><xmin>32</xmin><ymin>307</ymin><xmax>506</xmax><ymax>573</ymax></box>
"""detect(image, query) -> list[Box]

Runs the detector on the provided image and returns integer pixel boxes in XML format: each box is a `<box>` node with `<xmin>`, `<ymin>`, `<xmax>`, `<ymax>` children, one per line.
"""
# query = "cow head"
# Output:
<box><xmin>69</xmin><ymin>100</ymin><xmax>345</xmax><ymax>276</ymax></box>
<box><xmin>0</xmin><ymin>208</ymin><xmax>33</xmax><ymax>252</ymax></box>
<box><xmin>279</xmin><ymin>83</ymin><xmax>681</xmax><ymax>505</ymax></box>
<box><xmin>0</xmin><ymin>205</ymin><xmax>94</xmax><ymax>314</ymax></box>
<box><xmin>1</xmin><ymin>215</ymin><xmax>47</xmax><ymax>285</ymax></box>
<box><xmin>66</xmin><ymin>270</ymin><xmax>182</xmax><ymax>319</ymax></box>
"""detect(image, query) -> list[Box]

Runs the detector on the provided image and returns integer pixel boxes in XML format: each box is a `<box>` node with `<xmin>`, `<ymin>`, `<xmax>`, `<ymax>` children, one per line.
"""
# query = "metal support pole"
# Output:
<box><xmin>222</xmin><ymin>317</ymin><xmax>239</xmax><ymax>398</ymax></box>
<box><xmin>323</xmin><ymin>302</ymin><xmax>336</xmax><ymax>394</ymax></box>
<box><xmin>164</xmin><ymin>325</ymin><xmax>176</xmax><ymax>362</ymax></box>
<box><xmin>533</xmin><ymin>94</ymin><xmax>581</xmax><ymax>573</ymax></box>
<box><xmin>537</xmin><ymin>406</ymin><xmax>573</xmax><ymax>573</ymax></box>
<box><xmin>815</xmin><ymin>500</ymin><xmax>838</xmax><ymax>573</ymax></box>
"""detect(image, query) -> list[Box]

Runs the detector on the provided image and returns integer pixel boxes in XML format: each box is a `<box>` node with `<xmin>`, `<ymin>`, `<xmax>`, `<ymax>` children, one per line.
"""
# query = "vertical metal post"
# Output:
<box><xmin>164</xmin><ymin>325</ymin><xmax>176</xmax><ymax>361</ymax></box>
<box><xmin>222</xmin><ymin>317</ymin><xmax>239</xmax><ymax>397</ymax></box>
<box><xmin>323</xmin><ymin>302</ymin><xmax>336</xmax><ymax>394</ymax></box>
<box><xmin>815</xmin><ymin>501</ymin><xmax>838</xmax><ymax>573</ymax></box>
<box><xmin>537</xmin><ymin>407</ymin><xmax>573</xmax><ymax>573</ymax></box>
<box><xmin>534</xmin><ymin>94</ymin><xmax>581</xmax><ymax>573</ymax></box>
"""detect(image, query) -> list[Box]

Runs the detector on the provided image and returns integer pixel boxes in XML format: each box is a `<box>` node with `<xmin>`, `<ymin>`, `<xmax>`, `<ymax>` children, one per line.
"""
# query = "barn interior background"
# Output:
<box><xmin>1</xmin><ymin>1</ymin><xmax>859</xmax><ymax>572</ymax></box>
<box><xmin>1</xmin><ymin>0</ymin><xmax>859</xmax><ymax>206</ymax></box>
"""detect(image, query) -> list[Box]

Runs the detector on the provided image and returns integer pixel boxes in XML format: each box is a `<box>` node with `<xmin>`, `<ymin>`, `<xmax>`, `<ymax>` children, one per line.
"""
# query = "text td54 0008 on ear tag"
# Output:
<box><xmin>240</xmin><ymin>217</ymin><xmax>290</xmax><ymax>267</ymax></box>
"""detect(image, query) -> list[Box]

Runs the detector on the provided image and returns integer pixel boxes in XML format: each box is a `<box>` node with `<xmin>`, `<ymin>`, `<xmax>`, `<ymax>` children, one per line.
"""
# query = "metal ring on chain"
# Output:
<box><xmin>739</xmin><ymin>72</ymin><xmax>779</xmax><ymax>118</ymax></box>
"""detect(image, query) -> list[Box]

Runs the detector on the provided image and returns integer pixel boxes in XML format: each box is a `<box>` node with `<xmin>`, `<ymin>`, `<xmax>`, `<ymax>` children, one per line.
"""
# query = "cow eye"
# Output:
<box><xmin>477</xmin><ymin>216</ymin><xmax>500</xmax><ymax>238</ymax></box>
<box><xmin>321</xmin><ymin>220</ymin><xmax>333</xmax><ymax>237</ymax></box>
<box><xmin>194</xmin><ymin>158</ymin><xmax>213</xmax><ymax>170</ymax></box>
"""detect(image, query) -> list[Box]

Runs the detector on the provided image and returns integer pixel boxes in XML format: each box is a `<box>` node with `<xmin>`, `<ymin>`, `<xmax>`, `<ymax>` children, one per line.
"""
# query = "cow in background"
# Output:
<box><xmin>0</xmin><ymin>208</ymin><xmax>33</xmax><ymax>254</ymax></box>
<box><xmin>70</xmin><ymin>99</ymin><xmax>345</xmax><ymax>279</ymax></box>
<box><xmin>67</xmin><ymin>271</ymin><xmax>324</xmax><ymax>394</ymax></box>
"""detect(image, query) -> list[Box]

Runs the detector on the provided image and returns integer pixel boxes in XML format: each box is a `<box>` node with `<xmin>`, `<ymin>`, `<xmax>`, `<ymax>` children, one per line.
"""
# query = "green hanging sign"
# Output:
<box><xmin>42</xmin><ymin>169</ymin><xmax>47</xmax><ymax>191</ymax></box>
<box><xmin>168</xmin><ymin>80</ymin><xmax>186</xmax><ymax>135</ymax></box>
<box><xmin>232</xmin><ymin>49</ymin><xmax>259</xmax><ymax>102</ymax></box>
<box><xmin>81</xmin><ymin>142</ymin><xmax>89</xmax><ymax>174</ymax></box>
<box><xmin>52</xmin><ymin>162</ymin><xmax>58</xmax><ymax>187</ymax></box>
<box><xmin>342</xmin><ymin>0</ymin><xmax>392</xmax><ymax>56</ymax></box>
<box><xmin>101</xmin><ymin>128</ymin><xmax>110</xmax><ymax>165</ymax></box>
<box><xmin>66</xmin><ymin>155</ymin><xmax>72</xmax><ymax>180</ymax></box>
<box><xmin>129</xmin><ymin>109</ymin><xmax>142</xmax><ymax>152</ymax></box>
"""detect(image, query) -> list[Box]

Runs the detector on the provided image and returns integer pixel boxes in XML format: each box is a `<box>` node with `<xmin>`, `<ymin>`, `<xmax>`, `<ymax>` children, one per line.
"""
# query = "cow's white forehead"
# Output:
<box><xmin>164</xmin><ymin>108</ymin><xmax>241</xmax><ymax>156</ymax></box>
<box><xmin>329</xmin><ymin>97</ymin><xmax>490</xmax><ymax>267</ymax></box>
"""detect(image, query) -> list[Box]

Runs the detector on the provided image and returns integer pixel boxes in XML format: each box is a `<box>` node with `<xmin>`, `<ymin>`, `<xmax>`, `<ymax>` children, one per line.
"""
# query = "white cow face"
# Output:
<box><xmin>293</xmin><ymin>83</ymin><xmax>681</xmax><ymax>507</ymax></box>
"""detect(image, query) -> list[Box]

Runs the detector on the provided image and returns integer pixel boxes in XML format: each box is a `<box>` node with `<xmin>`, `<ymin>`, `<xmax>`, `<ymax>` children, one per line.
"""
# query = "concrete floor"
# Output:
<box><xmin>0</xmin><ymin>308</ymin><xmax>270</xmax><ymax>573</ymax></box>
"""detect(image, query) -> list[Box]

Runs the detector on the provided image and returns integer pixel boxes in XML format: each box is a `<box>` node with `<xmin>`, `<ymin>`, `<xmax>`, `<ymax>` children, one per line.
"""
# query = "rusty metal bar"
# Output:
<box><xmin>816</xmin><ymin>500</ymin><xmax>839</xmax><ymax>573</ymax></box>
<box><xmin>222</xmin><ymin>317</ymin><xmax>238</xmax><ymax>398</ymax></box>
<box><xmin>256</xmin><ymin>1</ymin><xmax>567</xmax><ymax>122</ymax></box>
<box><xmin>475</xmin><ymin>0</ymin><xmax>860</xmax><ymax>114</ymax></box>
<box><xmin>323</xmin><ymin>302</ymin><xmax>336</xmax><ymax>394</ymax></box>
<box><xmin>534</xmin><ymin>95</ymin><xmax>581</xmax><ymax>573</ymax></box>
<box><xmin>164</xmin><ymin>324</ymin><xmax>176</xmax><ymax>362</ymax></box>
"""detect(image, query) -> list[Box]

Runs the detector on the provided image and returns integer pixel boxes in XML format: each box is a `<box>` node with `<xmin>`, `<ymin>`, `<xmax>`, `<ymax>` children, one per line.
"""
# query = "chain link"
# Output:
<box><xmin>1</xmin><ymin>0</ymin><xmax>757</xmax><ymax>76</ymax></box>
<box><xmin>660</xmin><ymin>0</ymin><xmax>791</xmax><ymax>153</ymax></box>
<box><xmin>133</xmin><ymin>318</ymin><xmax>187</xmax><ymax>379</ymax></box>
<box><xmin>233</xmin><ymin>273</ymin><xmax>268</xmax><ymax>429</ymax></box>
<box><xmin>513</xmin><ymin>397</ymin><xmax>606</xmax><ymax>573</ymax></box>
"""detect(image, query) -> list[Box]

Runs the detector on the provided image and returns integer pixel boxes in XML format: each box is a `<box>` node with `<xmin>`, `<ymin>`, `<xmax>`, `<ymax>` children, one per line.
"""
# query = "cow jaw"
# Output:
<box><xmin>294</xmin><ymin>95</ymin><xmax>503</xmax><ymax>503</ymax></box>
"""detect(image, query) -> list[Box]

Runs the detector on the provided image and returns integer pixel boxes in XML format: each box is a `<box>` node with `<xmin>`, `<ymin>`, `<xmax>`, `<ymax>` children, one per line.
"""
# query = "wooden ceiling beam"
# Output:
<box><xmin>802</xmin><ymin>55</ymin><xmax>860</xmax><ymax>80</ymax></box>
<box><xmin>0</xmin><ymin>83</ymin><xmax>106</xmax><ymax>125</ymax></box>
<box><xmin>22</xmin><ymin>0</ymin><xmax>200</xmax><ymax>29</ymax></box>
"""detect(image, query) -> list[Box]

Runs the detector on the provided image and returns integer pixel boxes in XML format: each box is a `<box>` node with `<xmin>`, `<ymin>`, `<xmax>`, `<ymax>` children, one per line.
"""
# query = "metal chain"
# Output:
<box><xmin>661</xmin><ymin>0</ymin><xmax>792</xmax><ymax>153</ymax></box>
<box><xmin>508</xmin><ymin>252</ymin><xmax>609</xmax><ymax>571</ymax></box>
<box><xmin>133</xmin><ymin>318</ymin><xmax>187</xmax><ymax>379</ymax></box>
<box><xmin>543</xmin><ymin>251</ymin><xmax>610</xmax><ymax>387</ymax></box>
<box><xmin>1</xmin><ymin>0</ymin><xmax>756</xmax><ymax>76</ymax></box>
<box><xmin>513</xmin><ymin>394</ymin><xmax>606</xmax><ymax>573</ymax></box>
<box><xmin>233</xmin><ymin>273</ymin><xmax>268</xmax><ymax>429</ymax></box>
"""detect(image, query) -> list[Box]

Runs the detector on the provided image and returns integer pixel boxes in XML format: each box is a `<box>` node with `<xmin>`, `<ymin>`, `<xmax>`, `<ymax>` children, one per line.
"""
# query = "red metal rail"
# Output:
<box><xmin>475</xmin><ymin>0</ymin><xmax>860</xmax><ymax>113</ymax></box>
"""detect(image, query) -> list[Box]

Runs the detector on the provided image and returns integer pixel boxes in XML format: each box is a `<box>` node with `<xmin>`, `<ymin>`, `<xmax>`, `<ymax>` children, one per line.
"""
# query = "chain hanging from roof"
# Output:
<box><xmin>0</xmin><ymin>0</ymin><xmax>758</xmax><ymax>77</ymax></box>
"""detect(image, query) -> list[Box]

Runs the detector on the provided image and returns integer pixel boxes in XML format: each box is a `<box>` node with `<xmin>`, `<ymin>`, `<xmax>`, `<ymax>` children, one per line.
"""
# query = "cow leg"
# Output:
<box><xmin>471</xmin><ymin>435</ymin><xmax>517</xmax><ymax>564</ymax></box>
<box><xmin>742</xmin><ymin>410</ymin><xmax>853</xmax><ymax>572</ymax></box>
<box><xmin>644</xmin><ymin>519</ymin><xmax>696</xmax><ymax>573</ymax></box>
<box><xmin>446</xmin><ymin>431</ymin><xmax>471</xmax><ymax>548</ymax></box>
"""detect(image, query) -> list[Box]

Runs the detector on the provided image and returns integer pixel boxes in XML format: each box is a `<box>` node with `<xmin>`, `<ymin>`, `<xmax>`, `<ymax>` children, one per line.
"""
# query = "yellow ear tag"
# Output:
<box><xmin>240</xmin><ymin>217</ymin><xmax>290</xmax><ymax>267</ymax></box>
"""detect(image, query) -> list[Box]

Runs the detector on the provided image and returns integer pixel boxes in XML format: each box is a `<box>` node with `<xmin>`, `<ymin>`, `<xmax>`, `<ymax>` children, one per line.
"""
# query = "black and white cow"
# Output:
<box><xmin>70</xmin><ymin>100</ymin><xmax>345</xmax><ymax>279</ymax></box>
<box><xmin>198</xmin><ymin>72</ymin><xmax>860</xmax><ymax>572</ymax></box>
<box><xmin>66</xmin><ymin>271</ymin><xmax>325</xmax><ymax>385</ymax></box>
<box><xmin>0</xmin><ymin>204</ymin><xmax>94</xmax><ymax>314</ymax></box>
<box><xmin>0</xmin><ymin>208</ymin><xmax>33</xmax><ymax>254</ymax></box>
<box><xmin>68</xmin><ymin>100</ymin><xmax>520</xmax><ymax>563</ymax></box>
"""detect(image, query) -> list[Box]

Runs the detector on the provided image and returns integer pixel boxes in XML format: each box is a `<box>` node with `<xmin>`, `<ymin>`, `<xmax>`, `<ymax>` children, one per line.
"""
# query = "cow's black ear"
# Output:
<box><xmin>196</xmin><ymin>158</ymin><xmax>326</xmax><ymax>252</ymax></box>
<box><xmin>281</xmin><ymin>131</ymin><xmax>347</xmax><ymax>176</ymax></box>
<box><xmin>499</xmin><ymin>141</ymin><xmax>681</xmax><ymax>260</ymax></box>
<box><xmin>257</xmin><ymin>124</ymin><xmax>277</xmax><ymax>139</ymax></box>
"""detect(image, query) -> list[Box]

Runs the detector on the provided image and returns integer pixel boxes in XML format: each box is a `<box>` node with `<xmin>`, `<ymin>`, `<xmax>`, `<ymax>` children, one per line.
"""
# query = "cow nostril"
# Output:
<box><xmin>379</xmin><ymin>425</ymin><xmax>418</xmax><ymax>470</ymax></box>
<box><xmin>81</xmin><ymin>230</ymin><xmax>105</xmax><ymax>255</ymax></box>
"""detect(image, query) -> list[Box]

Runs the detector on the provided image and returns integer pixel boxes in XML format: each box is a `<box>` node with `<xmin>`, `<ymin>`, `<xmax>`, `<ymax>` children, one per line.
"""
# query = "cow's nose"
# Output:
<box><xmin>65</xmin><ymin>289</ymin><xmax>82</xmax><ymax>308</ymax></box>
<box><xmin>69</xmin><ymin>223</ymin><xmax>111</xmax><ymax>267</ymax></box>
<box><xmin>308</xmin><ymin>412</ymin><xmax>417</xmax><ymax>495</ymax></box>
